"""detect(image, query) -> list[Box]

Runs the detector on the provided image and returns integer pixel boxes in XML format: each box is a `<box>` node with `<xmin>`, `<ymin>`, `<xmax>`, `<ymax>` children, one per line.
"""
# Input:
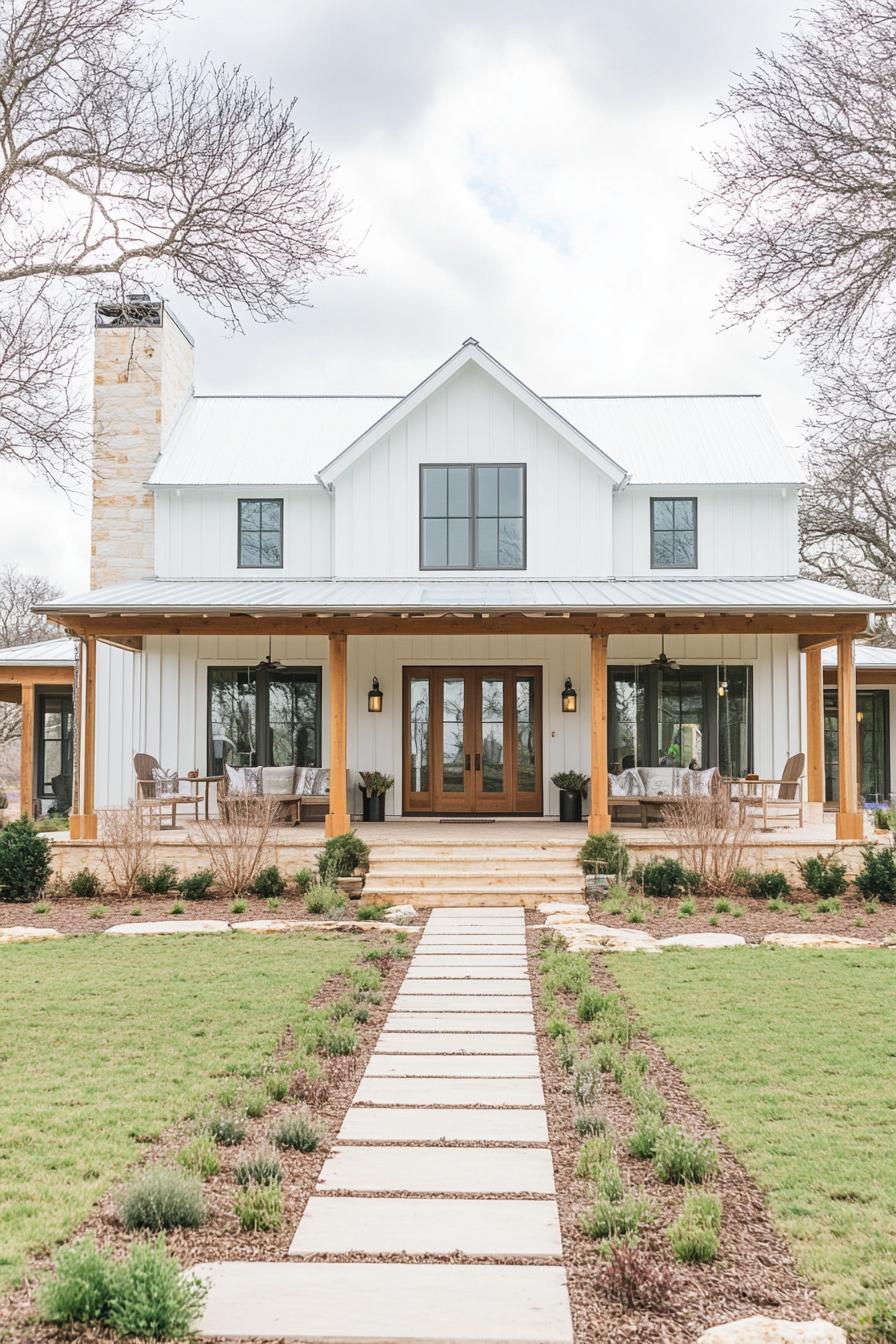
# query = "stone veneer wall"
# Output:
<box><xmin>91</xmin><ymin>308</ymin><xmax>194</xmax><ymax>589</ymax></box>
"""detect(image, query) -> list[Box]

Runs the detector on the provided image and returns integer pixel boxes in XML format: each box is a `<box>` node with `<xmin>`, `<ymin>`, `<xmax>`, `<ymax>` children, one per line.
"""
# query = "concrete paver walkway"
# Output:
<box><xmin>193</xmin><ymin>906</ymin><xmax>573</xmax><ymax>1344</ymax></box>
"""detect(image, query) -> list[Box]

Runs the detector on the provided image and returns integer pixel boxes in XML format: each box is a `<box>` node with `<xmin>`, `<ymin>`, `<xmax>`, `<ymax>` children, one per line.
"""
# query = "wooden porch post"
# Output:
<box><xmin>835</xmin><ymin>632</ymin><xmax>863</xmax><ymax>840</ymax></box>
<box><xmin>588</xmin><ymin>633</ymin><xmax>611</xmax><ymax>834</ymax></box>
<box><xmin>325</xmin><ymin>632</ymin><xmax>351</xmax><ymax>838</ymax></box>
<box><xmin>70</xmin><ymin>636</ymin><xmax>97</xmax><ymax>841</ymax></box>
<box><xmin>19</xmin><ymin>682</ymin><xmax>35</xmax><ymax>819</ymax></box>
<box><xmin>805</xmin><ymin>646</ymin><xmax>824</xmax><ymax>806</ymax></box>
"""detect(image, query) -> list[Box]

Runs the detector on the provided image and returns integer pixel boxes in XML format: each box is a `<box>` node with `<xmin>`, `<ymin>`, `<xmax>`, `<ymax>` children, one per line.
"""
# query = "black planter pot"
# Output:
<box><xmin>558</xmin><ymin>789</ymin><xmax>583</xmax><ymax>823</ymax></box>
<box><xmin>361</xmin><ymin>791</ymin><xmax>386</xmax><ymax>822</ymax></box>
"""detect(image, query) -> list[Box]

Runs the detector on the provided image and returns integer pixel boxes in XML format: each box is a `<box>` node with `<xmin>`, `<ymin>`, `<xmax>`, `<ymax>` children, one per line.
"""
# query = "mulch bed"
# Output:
<box><xmin>0</xmin><ymin>936</ymin><xmax>409</xmax><ymax>1344</ymax></box>
<box><xmin>581</xmin><ymin>890</ymin><xmax>896</xmax><ymax>942</ymax></box>
<box><xmin>0</xmin><ymin>894</ymin><xmax>390</xmax><ymax>934</ymax></box>
<box><xmin>529</xmin><ymin>929</ymin><xmax>826</xmax><ymax>1344</ymax></box>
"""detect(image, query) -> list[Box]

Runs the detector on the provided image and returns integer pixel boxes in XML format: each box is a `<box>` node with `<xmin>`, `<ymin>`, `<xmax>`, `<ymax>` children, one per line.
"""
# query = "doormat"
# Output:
<box><xmin>439</xmin><ymin>818</ymin><xmax>496</xmax><ymax>824</ymax></box>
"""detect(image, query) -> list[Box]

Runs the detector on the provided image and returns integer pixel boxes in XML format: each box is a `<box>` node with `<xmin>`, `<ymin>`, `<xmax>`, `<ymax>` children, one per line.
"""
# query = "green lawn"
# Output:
<box><xmin>611</xmin><ymin>949</ymin><xmax>896</xmax><ymax>1328</ymax></box>
<box><xmin>0</xmin><ymin>932</ymin><xmax>360</xmax><ymax>1292</ymax></box>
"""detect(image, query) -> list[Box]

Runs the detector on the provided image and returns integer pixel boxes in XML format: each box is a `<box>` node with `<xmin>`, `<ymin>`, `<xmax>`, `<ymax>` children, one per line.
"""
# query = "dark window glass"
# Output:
<box><xmin>824</xmin><ymin>688</ymin><xmax>890</xmax><ymax>804</ymax></box>
<box><xmin>37</xmin><ymin>693</ymin><xmax>73</xmax><ymax>809</ymax></box>
<box><xmin>420</xmin><ymin>464</ymin><xmax>525</xmax><ymax>569</ymax></box>
<box><xmin>608</xmin><ymin>664</ymin><xmax>752</xmax><ymax>775</ymax></box>
<box><xmin>207</xmin><ymin>666</ymin><xmax>321</xmax><ymax>774</ymax></box>
<box><xmin>239</xmin><ymin>498</ymin><xmax>283</xmax><ymax>568</ymax></box>
<box><xmin>651</xmin><ymin>497</ymin><xmax>697</xmax><ymax>569</ymax></box>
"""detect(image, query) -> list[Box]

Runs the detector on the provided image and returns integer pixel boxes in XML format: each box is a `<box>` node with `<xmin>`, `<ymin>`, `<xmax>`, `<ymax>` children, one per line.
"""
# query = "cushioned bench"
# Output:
<box><xmin>608</xmin><ymin>765</ymin><xmax>722</xmax><ymax>826</ymax></box>
<box><xmin>219</xmin><ymin>765</ymin><xmax>335</xmax><ymax>826</ymax></box>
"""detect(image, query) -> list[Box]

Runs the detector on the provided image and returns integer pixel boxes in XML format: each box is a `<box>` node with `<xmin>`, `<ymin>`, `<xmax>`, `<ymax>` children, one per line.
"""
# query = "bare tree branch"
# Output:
<box><xmin>0</xmin><ymin>563</ymin><xmax>61</xmax><ymax>747</ymax></box>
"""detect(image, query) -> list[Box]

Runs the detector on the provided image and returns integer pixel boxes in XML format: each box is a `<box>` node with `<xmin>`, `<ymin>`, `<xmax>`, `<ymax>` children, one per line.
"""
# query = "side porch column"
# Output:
<box><xmin>835</xmin><ymin>633</ymin><xmax>863</xmax><ymax>840</ymax></box>
<box><xmin>19</xmin><ymin>682</ymin><xmax>35</xmax><ymax>818</ymax></box>
<box><xmin>70</xmin><ymin>636</ymin><xmax>98</xmax><ymax>841</ymax></box>
<box><xmin>805</xmin><ymin>646</ymin><xmax>825</xmax><ymax>811</ymax></box>
<box><xmin>588</xmin><ymin>633</ymin><xmax>611</xmax><ymax>834</ymax></box>
<box><xmin>324</xmin><ymin>632</ymin><xmax>351</xmax><ymax>838</ymax></box>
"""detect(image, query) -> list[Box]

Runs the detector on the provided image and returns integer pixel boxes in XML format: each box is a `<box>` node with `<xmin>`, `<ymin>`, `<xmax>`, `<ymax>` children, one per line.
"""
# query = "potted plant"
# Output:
<box><xmin>551</xmin><ymin>771</ymin><xmax>589</xmax><ymax>823</ymax></box>
<box><xmin>318</xmin><ymin>831</ymin><xmax>371</xmax><ymax>898</ymax></box>
<box><xmin>358</xmin><ymin>771</ymin><xmax>394</xmax><ymax>823</ymax></box>
<box><xmin>578</xmin><ymin>832</ymin><xmax>630</xmax><ymax>896</ymax></box>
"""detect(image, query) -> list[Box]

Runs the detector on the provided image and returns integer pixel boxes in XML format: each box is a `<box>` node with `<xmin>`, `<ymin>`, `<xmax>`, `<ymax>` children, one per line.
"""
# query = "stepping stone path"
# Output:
<box><xmin>193</xmin><ymin>906</ymin><xmax>574</xmax><ymax>1344</ymax></box>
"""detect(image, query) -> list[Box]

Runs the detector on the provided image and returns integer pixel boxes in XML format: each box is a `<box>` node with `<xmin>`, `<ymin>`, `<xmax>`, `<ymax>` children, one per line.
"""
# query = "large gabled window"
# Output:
<box><xmin>238</xmin><ymin>498</ymin><xmax>283</xmax><ymax>568</ymax></box>
<box><xmin>420</xmin><ymin>464</ymin><xmax>526</xmax><ymax>570</ymax></box>
<box><xmin>650</xmin><ymin>497</ymin><xmax>697</xmax><ymax>569</ymax></box>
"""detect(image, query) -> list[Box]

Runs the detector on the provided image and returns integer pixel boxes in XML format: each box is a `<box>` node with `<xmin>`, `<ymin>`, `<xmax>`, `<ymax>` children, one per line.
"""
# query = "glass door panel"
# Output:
<box><xmin>441</xmin><ymin>677</ymin><xmax>467</xmax><ymax>795</ymax></box>
<box><xmin>265</xmin><ymin>670</ymin><xmax>320</xmax><ymax>767</ymax></box>
<box><xmin>406</xmin><ymin>674</ymin><xmax>432</xmax><ymax>808</ymax></box>
<box><xmin>515</xmin><ymin>676</ymin><xmax>537</xmax><ymax>798</ymax></box>
<box><xmin>479</xmin><ymin>677</ymin><xmax>505</xmax><ymax>795</ymax></box>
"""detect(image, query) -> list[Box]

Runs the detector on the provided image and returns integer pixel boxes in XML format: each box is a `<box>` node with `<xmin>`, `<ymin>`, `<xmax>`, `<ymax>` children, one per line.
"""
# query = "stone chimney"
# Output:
<box><xmin>91</xmin><ymin>297</ymin><xmax>194</xmax><ymax>589</ymax></box>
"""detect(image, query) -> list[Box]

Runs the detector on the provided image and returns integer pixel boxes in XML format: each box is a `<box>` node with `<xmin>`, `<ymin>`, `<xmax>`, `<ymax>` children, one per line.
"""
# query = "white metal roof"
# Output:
<box><xmin>823</xmin><ymin>644</ymin><xmax>896</xmax><ymax>668</ymax></box>
<box><xmin>40</xmin><ymin>576</ymin><xmax>888</xmax><ymax>616</ymax></box>
<box><xmin>146</xmin><ymin>347</ymin><xmax>802</xmax><ymax>490</ymax></box>
<box><xmin>0</xmin><ymin>637</ymin><xmax>76</xmax><ymax>665</ymax></box>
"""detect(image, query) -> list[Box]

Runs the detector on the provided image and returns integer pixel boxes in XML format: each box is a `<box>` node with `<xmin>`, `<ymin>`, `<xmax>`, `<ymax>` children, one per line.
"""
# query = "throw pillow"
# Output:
<box><xmin>682</xmin><ymin>767</ymin><xmax>716</xmax><ymax>797</ymax></box>
<box><xmin>313</xmin><ymin>768</ymin><xmax>330</xmax><ymax>796</ymax></box>
<box><xmin>621</xmin><ymin>768</ymin><xmax>645</xmax><ymax>797</ymax></box>
<box><xmin>225</xmin><ymin>764</ymin><xmax>261</xmax><ymax>797</ymax></box>
<box><xmin>608</xmin><ymin>773</ymin><xmax>627</xmax><ymax>797</ymax></box>
<box><xmin>152</xmin><ymin>767</ymin><xmax>179</xmax><ymax>799</ymax></box>
<box><xmin>261</xmin><ymin>765</ymin><xmax>295</xmax><ymax>797</ymax></box>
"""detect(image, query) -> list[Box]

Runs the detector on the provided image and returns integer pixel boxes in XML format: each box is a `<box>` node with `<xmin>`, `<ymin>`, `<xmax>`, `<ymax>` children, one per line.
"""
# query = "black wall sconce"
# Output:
<box><xmin>561</xmin><ymin>677</ymin><xmax>577</xmax><ymax>713</ymax></box>
<box><xmin>368</xmin><ymin>676</ymin><xmax>383</xmax><ymax>713</ymax></box>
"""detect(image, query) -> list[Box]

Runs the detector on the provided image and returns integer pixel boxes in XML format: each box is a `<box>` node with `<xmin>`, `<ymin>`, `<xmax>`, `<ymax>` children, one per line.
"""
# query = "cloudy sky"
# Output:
<box><xmin>0</xmin><ymin>0</ymin><xmax>806</xmax><ymax>596</ymax></box>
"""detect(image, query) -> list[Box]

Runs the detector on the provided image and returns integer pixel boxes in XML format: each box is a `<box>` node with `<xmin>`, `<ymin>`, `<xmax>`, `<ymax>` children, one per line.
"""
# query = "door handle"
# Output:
<box><xmin>475</xmin><ymin>753</ymin><xmax>482</xmax><ymax>772</ymax></box>
<box><xmin>464</xmin><ymin>753</ymin><xmax>471</xmax><ymax>772</ymax></box>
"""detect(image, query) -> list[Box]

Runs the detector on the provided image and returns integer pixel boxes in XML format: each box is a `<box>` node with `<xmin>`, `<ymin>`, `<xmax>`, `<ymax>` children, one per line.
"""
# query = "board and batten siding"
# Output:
<box><xmin>154</xmin><ymin>486</ymin><xmax>332</xmax><ymax>580</ymax></box>
<box><xmin>332</xmin><ymin>363</ymin><xmax>615</xmax><ymax>579</ymax></box>
<box><xmin>93</xmin><ymin>633</ymin><xmax>802</xmax><ymax>813</ymax></box>
<box><xmin>611</xmin><ymin>485</ymin><xmax>799</xmax><ymax>577</ymax></box>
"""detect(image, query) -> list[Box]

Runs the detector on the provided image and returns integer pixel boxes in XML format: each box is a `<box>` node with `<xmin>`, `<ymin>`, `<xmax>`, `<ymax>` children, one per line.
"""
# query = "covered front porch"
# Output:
<box><xmin>39</xmin><ymin>574</ymin><xmax>891</xmax><ymax>850</ymax></box>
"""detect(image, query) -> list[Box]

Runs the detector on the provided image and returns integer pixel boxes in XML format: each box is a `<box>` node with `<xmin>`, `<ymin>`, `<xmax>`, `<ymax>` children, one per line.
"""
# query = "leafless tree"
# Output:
<box><xmin>196</xmin><ymin>794</ymin><xmax>277</xmax><ymax>896</ymax></box>
<box><xmin>0</xmin><ymin>563</ymin><xmax>60</xmax><ymax>747</ymax></box>
<box><xmin>0</xmin><ymin>0</ymin><xmax>351</xmax><ymax>481</ymax></box>
<box><xmin>664</xmin><ymin>791</ymin><xmax>754</xmax><ymax>897</ymax></box>
<box><xmin>97</xmin><ymin>804</ymin><xmax>154</xmax><ymax>898</ymax></box>
<box><xmin>698</xmin><ymin>0</ymin><xmax>896</xmax><ymax>371</ymax></box>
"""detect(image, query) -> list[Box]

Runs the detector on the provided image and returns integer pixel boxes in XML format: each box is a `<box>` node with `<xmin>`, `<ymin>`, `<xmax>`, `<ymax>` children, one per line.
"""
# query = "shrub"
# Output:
<box><xmin>347</xmin><ymin>964</ymin><xmax>383</xmax><ymax>993</ymax></box>
<box><xmin>178</xmin><ymin>868</ymin><xmax>216</xmax><ymax>900</ymax></box>
<box><xmin>271</xmin><ymin>1109</ymin><xmax>323</xmax><ymax>1152</ymax></box>
<box><xmin>555</xmin><ymin>1034</ymin><xmax>577</xmax><ymax>1073</ymax></box>
<box><xmin>305</xmin><ymin>882</ymin><xmax>342</xmax><ymax>914</ymax></box>
<box><xmin>581</xmin><ymin>1193</ymin><xmax>652</xmax><ymax>1242</ymax></box>
<box><xmin>107</xmin><ymin>1237</ymin><xmax>207</xmax><ymax>1340</ymax></box>
<box><xmin>575</xmin><ymin>1109</ymin><xmax>607</xmax><ymax>1137</ymax></box>
<box><xmin>573</xmin><ymin>1057</ymin><xmax>602</xmax><ymax>1108</ymax></box>
<box><xmin>235</xmin><ymin>1182</ymin><xmax>283</xmax><ymax>1232</ymax></box>
<box><xmin>294</xmin><ymin>866</ymin><xmax>314</xmax><ymax>893</ymax></box>
<box><xmin>356</xmin><ymin>902</ymin><xmax>387</xmax><ymax>921</ymax></box>
<box><xmin>88</xmin><ymin>903</ymin><xmax>109</xmax><ymax>919</ymax></box>
<box><xmin>636</xmin><ymin>857</ymin><xmax>699</xmax><ymax>899</ymax></box>
<box><xmin>653</xmin><ymin>1126</ymin><xmax>718</xmax><ymax>1184</ymax></box>
<box><xmin>118</xmin><ymin>1166</ymin><xmax>206</xmax><ymax>1231</ymax></box>
<box><xmin>588</xmin><ymin>1002</ymin><xmax>635</xmax><ymax>1048</ymax></box>
<box><xmin>546</xmin><ymin>1012</ymin><xmax>573</xmax><ymax>1040</ymax></box>
<box><xmin>855</xmin><ymin>844</ymin><xmax>896</xmax><ymax>903</ymax></box>
<box><xmin>68</xmin><ymin>866</ymin><xmax>103</xmax><ymax>900</ymax></box>
<box><xmin>136</xmin><ymin>864</ymin><xmax>179</xmax><ymax>895</ymax></box>
<box><xmin>677</xmin><ymin>898</ymin><xmax>696</xmax><ymax>916</ymax></box>
<box><xmin>0</xmin><ymin>817</ymin><xmax>51</xmax><ymax>902</ymax></box>
<box><xmin>815</xmin><ymin>897</ymin><xmax>842</xmax><ymax>914</ymax></box>
<box><xmin>230</xmin><ymin>898</ymin><xmax>247</xmax><ymax>914</ymax></box>
<box><xmin>244</xmin><ymin>1087</ymin><xmax>268</xmax><ymax>1119</ymax></box>
<box><xmin>541</xmin><ymin>946</ymin><xmax>590</xmax><ymax>993</ymax></box>
<box><xmin>592</xmin><ymin>1042</ymin><xmax>622</xmax><ymax>1074</ymax></box>
<box><xmin>577</xmin><ymin>987</ymin><xmax>614</xmax><ymax>1022</ymax></box>
<box><xmin>206</xmin><ymin>1111</ymin><xmax>247</xmax><ymax>1146</ymax></box>
<box><xmin>265</xmin><ymin>1071</ymin><xmax>291</xmax><ymax>1102</ymax></box>
<box><xmin>579</xmin><ymin>831</ymin><xmax>630</xmax><ymax>877</ymax></box>
<box><xmin>604</xmin><ymin>1243</ymin><xmax>674</xmax><ymax>1310</ymax></box>
<box><xmin>746</xmin><ymin>869</ymin><xmax>791</xmax><ymax>900</ymax></box>
<box><xmin>251</xmin><ymin>865</ymin><xmax>285</xmax><ymax>899</ymax></box>
<box><xmin>868</xmin><ymin>1297</ymin><xmax>896</xmax><ymax>1343</ymax></box>
<box><xmin>797</xmin><ymin>852</ymin><xmax>848</xmax><ymax>898</ymax></box>
<box><xmin>668</xmin><ymin>1191</ymin><xmax>722</xmax><ymax>1264</ymax></box>
<box><xmin>713</xmin><ymin>897</ymin><xmax>731</xmax><ymax>914</ymax></box>
<box><xmin>38</xmin><ymin>1236</ymin><xmax>115</xmax><ymax>1324</ymax></box>
<box><xmin>320</xmin><ymin>1021</ymin><xmax>357</xmax><ymax>1055</ymax></box>
<box><xmin>318</xmin><ymin>830</ymin><xmax>370</xmax><ymax>883</ymax></box>
<box><xmin>234</xmin><ymin>1148</ymin><xmax>283</xmax><ymax>1186</ymax></box>
<box><xmin>177</xmin><ymin>1135</ymin><xmax>220</xmax><ymax>1180</ymax></box>
<box><xmin>97</xmin><ymin>805</ymin><xmax>154</xmax><ymax>898</ymax></box>
<box><xmin>627</xmin><ymin>1113</ymin><xmax>662</xmax><ymax>1160</ymax></box>
<box><xmin>575</xmin><ymin>1134</ymin><xmax>615</xmax><ymax>1181</ymax></box>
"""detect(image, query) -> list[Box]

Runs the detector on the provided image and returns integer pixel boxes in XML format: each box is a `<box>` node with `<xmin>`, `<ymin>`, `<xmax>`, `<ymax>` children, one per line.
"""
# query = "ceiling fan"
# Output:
<box><xmin>254</xmin><ymin>637</ymin><xmax>282</xmax><ymax>672</ymax></box>
<box><xmin>651</xmin><ymin>634</ymin><xmax>679</xmax><ymax>671</ymax></box>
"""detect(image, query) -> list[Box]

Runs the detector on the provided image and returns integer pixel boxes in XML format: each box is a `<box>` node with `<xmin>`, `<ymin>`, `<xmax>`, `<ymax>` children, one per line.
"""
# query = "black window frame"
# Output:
<box><xmin>237</xmin><ymin>497</ymin><xmax>284</xmax><ymax>570</ymax></box>
<box><xmin>419</xmin><ymin>463</ymin><xmax>527</xmax><ymax>571</ymax></box>
<box><xmin>207</xmin><ymin>664</ymin><xmax>322</xmax><ymax>775</ymax></box>
<box><xmin>650</xmin><ymin>496</ymin><xmax>698</xmax><ymax>570</ymax></box>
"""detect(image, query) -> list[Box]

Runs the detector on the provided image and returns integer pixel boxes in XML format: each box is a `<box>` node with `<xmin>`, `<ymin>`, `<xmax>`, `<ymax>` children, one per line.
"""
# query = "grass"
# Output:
<box><xmin>610</xmin><ymin>949</ymin><xmax>896</xmax><ymax>1328</ymax></box>
<box><xmin>0</xmin><ymin>932</ymin><xmax>360</xmax><ymax>1292</ymax></box>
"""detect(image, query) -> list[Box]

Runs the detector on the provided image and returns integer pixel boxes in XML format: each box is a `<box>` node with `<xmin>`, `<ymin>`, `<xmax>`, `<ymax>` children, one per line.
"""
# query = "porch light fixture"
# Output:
<box><xmin>856</xmin><ymin>710</ymin><xmax>864</xmax><ymax>723</ymax></box>
<box><xmin>561</xmin><ymin>678</ymin><xmax>577</xmax><ymax>713</ymax></box>
<box><xmin>368</xmin><ymin>676</ymin><xmax>383</xmax><ymax>713</ymax></box>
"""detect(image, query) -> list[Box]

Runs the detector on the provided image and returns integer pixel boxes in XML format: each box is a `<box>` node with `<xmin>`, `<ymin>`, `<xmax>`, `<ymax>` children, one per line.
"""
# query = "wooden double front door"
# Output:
<box><xmin>402</xmin><ymin>666</ymin><xmax>543</xmax><ymax>815</ymax></box>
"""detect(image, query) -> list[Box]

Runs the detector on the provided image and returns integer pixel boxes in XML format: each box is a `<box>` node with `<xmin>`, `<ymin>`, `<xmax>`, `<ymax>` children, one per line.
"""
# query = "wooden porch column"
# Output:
<box><xmin>588</xmin><ymin>633</ymin><xmax>611</xmax><ymax>834</ymax></box>
<box><xmin>19</xmin><ymin>682</ymin><xmax>35</xmax><ymax>818</ymax></box>
<box><xmin>835</xmin><ymin>632</ymin><xmax>863</xmax><ymax>840</ymax></box>
<box><xmin>805</xmin><ymin>646</ymin><xmax>824</xmax><ymax>805</ymax></box>
<box><xmin>324</xmin><ymin>632</ymin><xmax>351</xmax><ymax>837</ymax></box>
<box><xmin>70</xmin><ymin>636</ymin><xmax>97</xmax><ymax>841</ymax></box>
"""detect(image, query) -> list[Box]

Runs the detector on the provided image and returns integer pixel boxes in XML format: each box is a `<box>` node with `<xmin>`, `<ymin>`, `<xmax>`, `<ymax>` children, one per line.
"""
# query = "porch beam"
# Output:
<box><xmin>0</xmin><ymin>667</ymin><xmax>74</xmax><ymax>686</ymax></box>
<box><xmin>324</xmin><ymin>632</ymin><xmax>351</xmax><ymax>839</ymax></box>
<box><xmin>19</xmin><ymin>682</ymin><xmax>35</xmax><ymax>818</ymax></box>
<box><xmin>70</xmin><ymin>636</ymin><xmax>98</xmax><ymax>841</ymax></box>
<box><xmin>46</xmin><ymin>612</ymin><xmax>873</xmax><ymax>641</ymax></box>
<box><xmin>805</xmin><ymin>647</ymin><xmax>824</xmax><ymax>805</ymax></box>
<box><xmin>835</xmin><ymin>632</ymin><xmax>864</xmax><ymax>840</ymax></box>
<box><xmin>588</xmin><ymin>633</ymin><xmax>611</xmax><ymax>834</ymax></box>
<box><xmin>798</xmin><ymin>634</ymin><xmax>839</xmax><ymax>653</ymax></box>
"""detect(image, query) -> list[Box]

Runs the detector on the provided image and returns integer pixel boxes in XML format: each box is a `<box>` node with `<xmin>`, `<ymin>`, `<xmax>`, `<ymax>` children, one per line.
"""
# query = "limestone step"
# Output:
<box><xmin>365</xmin><ymin>871</ymin><xmax>581</xmax><ymax>890</ymax></box>
<box><xmin>363</xmin><ymin>879</ymin><xmax>583</xmax><ymax>896</ymax></box>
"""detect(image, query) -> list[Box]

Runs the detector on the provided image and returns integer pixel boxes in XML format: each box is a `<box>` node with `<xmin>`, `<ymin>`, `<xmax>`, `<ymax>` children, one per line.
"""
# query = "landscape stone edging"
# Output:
<box><xmin>1</xmin><ymin>918</ymin><xmax>422</xmax><ymax>942</ymax></box>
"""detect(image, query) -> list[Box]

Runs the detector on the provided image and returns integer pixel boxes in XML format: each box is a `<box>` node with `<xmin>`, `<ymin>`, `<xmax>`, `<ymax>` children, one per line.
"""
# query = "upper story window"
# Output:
<box><xmin>420</xmin><ymin>464</ymin><xmax>525</xmax><ymax>570</ymax></box>
<box><xmin>238</xmin><ymin>498</ymin><xmax>283</xmax><ymax>568</ymax></box>
<box><xmin>650</xmin><ymin>497</ymin><xmax>697</xmax><ymax>569</ymax></box>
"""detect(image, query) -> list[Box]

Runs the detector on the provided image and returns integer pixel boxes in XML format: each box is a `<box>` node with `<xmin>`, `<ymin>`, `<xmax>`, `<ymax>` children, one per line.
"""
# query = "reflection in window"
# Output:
<box><xmin>824</xmin><ymin>688</ymin><xmax>890</xmax><ymax>804</ymax></box>
<box><xmin>651</xmin><ymin>498</ymin><xmax>697</xmax><ymax>568</ymax></box>
<box><xmin>208</xmin><ymin>667</ymin><xmax>321</xmax><ymax>775</ymax></box>
<box><xmin>441</xmin><ymin>677</ymin><xmax>465</xmax><ymax>793</ymax></box>
<box><xmin>239</xmin><ymin>499</ymin><xmax>283</xmax><ymax>568</ymax></box>
<box><xmin>480</xmin><ymin>677</ymin><xmax>505</xmax><ymax>792</ymax></box>
<box><xmin>516</xmin><ymin>677</ymin><xmax>537</xmax><ymax>795</ymax></box>
<box><xmin>209</xmin><ymin>668</ymin><xmax>257</xmax><ymax>774</ymax></box>
<box><xmin>608</xmin><ymin>665</ymin><xmax>752</xmax><ymax>777</ymax></box>
<box><xmin>409</xmin><ymin>677</ymin><xmax>430</xmax><ymax>792</ymax></box>
<box><xmin>266</xmin><ymin>670</ymin><xmax>321</xmax><ymax>767</ymax></box>
<box><xmin>420</xmin><ymin>464</ymin><xmax>525</xmax><ymax>569</ymax></box>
